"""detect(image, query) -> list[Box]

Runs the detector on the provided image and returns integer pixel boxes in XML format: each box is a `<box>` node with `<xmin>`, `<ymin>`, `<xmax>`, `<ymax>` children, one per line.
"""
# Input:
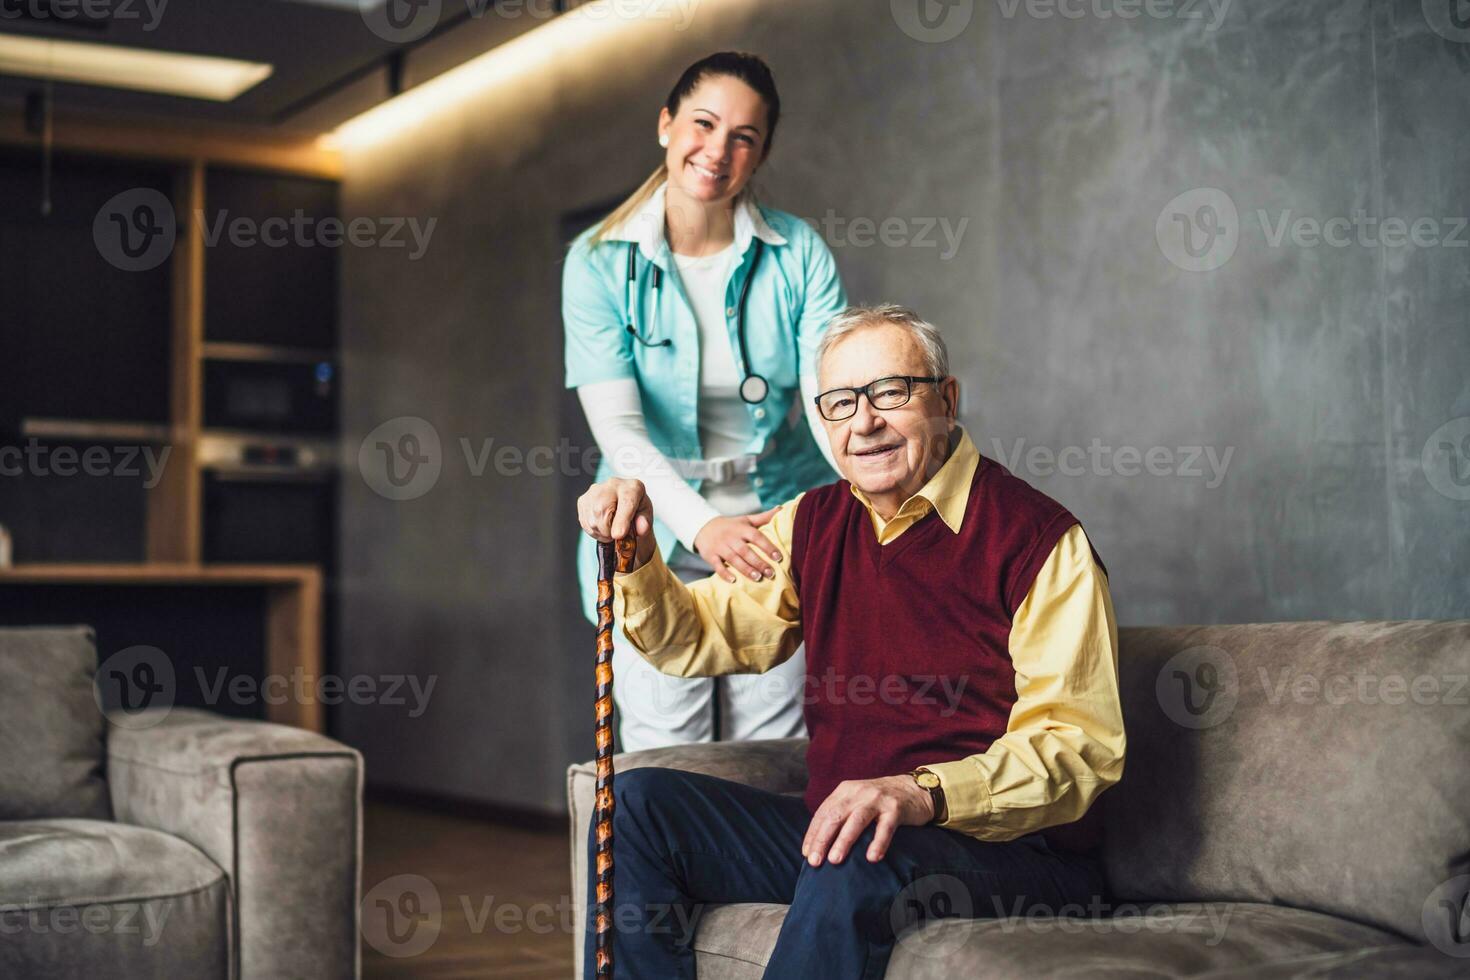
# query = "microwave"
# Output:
<box><xmin>203</xmin><ymin>356</ymin><xmax>337</xmax><ymax>435</ymax></box>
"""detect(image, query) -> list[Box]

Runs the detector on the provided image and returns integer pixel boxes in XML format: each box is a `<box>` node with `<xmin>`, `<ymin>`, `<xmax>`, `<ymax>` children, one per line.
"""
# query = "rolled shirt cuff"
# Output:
<box><xmin>917</xmin><ymin>758</ymin><xmax>994</xmax><ymax>833</ymax></box>
<box><xmin>612</xmin><ymin>545</ymin><xmax>679</xmax><ymax>642</ymax></box>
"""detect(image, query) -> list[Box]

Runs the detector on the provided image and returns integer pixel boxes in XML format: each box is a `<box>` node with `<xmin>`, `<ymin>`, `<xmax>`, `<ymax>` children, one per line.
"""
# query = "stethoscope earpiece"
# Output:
<box><xmin>624</xmin><ymin>239</ymin><xmax>768</xmax><ymax>403</ymax></box>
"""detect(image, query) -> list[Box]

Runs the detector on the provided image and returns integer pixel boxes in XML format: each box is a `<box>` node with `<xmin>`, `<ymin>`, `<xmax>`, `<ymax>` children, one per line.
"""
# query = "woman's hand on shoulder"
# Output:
<box><xmin>693</xmin><ymin>510</ymin><xmax>782</xmax><ymax>584</ymax></box>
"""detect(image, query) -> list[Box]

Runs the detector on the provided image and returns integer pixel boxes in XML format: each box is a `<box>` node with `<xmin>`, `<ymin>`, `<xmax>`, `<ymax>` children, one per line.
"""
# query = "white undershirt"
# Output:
<box><xmin>577</xmin><ymin>244</ymin><xmax>839</xmax><ymax>552</ymax></box>
<box><xmin>671</xmin><ymin>243</ymin><xmax>761</xmax><ymax>518</ymax></box>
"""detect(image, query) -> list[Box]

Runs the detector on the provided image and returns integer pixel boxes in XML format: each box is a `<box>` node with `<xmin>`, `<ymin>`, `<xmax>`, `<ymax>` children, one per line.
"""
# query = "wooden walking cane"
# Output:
<box><xmin>593</xmin><ymin>536</ymin><xmax>636</xmax><ymax>979</ymax></box>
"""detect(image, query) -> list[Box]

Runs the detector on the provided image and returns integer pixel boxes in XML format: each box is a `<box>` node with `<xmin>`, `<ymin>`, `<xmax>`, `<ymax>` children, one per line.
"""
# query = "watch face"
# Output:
<box><xmin>915</xmin><ymin>772</ymin><xmax>940</xmax><ymax>789</ymax></box>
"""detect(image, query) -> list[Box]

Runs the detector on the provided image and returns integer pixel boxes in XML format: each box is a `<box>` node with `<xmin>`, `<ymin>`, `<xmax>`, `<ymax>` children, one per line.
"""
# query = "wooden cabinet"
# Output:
<box><xmin>0</xmin><ymin>138</ymin><xmax>340</xmax><ymax>565</ymax></box>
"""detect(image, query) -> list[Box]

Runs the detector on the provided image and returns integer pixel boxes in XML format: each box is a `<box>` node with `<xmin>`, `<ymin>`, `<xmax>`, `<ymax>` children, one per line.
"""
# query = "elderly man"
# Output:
<box><xmin>576</xmin><ymin>304</ymin><xmax>1125</xmax><ymax>979</ymax></box>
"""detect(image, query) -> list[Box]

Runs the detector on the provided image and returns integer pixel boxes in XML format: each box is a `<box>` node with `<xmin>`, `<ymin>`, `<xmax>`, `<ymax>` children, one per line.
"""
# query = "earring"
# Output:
<box><xmin>658</xmin><ymin>134</ymin><xmax>669</xmax><ymax>147</ymax></box>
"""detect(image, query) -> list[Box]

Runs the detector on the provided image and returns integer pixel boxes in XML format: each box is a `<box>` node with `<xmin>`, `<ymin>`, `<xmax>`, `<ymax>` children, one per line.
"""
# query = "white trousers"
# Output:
<box><xmin>611</xmin><ymin>551</ymin><xmax>808</xmax><ymax>753</ymax></box>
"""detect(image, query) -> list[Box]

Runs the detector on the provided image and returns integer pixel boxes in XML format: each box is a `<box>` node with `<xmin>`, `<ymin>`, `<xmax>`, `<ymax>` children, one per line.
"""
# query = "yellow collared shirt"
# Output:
<box><xmin>614</xmin><ymin>428</ymin><xmax>1126</xmax><ymax>842</ymax></box>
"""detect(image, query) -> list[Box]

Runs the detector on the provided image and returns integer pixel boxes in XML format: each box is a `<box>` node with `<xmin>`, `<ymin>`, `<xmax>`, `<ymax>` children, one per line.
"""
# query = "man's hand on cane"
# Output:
<box><xmin>578</xmin><ymin>478</ymin><xmax>658</xmax><ymax>568</ymax></box>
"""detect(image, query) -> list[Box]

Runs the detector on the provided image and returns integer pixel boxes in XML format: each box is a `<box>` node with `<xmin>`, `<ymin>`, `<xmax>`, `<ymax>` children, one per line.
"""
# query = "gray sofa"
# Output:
<box><xmin>569</xmin><ymin>620</ymin><xmax>1470</xmax><ymax>977</ymax></box>
<box><xmin>0</xmin><ymin>625</ymin><xmax>363</xmax><ymax>979</ymax></box>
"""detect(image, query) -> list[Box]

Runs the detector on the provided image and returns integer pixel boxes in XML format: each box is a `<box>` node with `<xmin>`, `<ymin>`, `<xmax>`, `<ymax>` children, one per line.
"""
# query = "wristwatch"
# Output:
<box><xmin>910</xmin><ymin>769</ymin><xmax>947</xmax><ymax>825</ymax></box>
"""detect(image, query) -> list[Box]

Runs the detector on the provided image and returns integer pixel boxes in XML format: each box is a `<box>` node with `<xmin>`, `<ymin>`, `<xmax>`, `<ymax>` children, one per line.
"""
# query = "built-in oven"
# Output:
<box><xmin>199</xmin><ymin>433</ymin><xmax>338</xmax><ymax>565</ymax></box>
<box><xmin>199</xmin><ymin>431</ymin><xmax>341</xmax><ymax>732</ymax></box>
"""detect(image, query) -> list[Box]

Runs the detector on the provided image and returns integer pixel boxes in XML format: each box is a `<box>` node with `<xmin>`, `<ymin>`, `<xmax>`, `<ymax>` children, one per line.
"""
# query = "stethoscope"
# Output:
<box><xmin>624</xmin><ymin>238</ymin><xmax>770</xmax><ymax>404</ymax></box>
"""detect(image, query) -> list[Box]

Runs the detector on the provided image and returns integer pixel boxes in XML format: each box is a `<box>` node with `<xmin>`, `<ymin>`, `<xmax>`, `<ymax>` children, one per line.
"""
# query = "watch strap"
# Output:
<box><xmin>911</xmin><ymin>768</ymin><xmax>947</xmax><ymax>825</ymax></box>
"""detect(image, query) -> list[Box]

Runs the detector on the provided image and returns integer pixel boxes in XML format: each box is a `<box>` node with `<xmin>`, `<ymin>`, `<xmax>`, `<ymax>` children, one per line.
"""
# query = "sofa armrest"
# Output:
<box><xmin>107</xmin><ymin>708</ymin><xmax>362</xmax><ymax>980</ymax></box>
<box><xmin>567</xmin><ymin>737</ymin><xmax>809</xmax><ymax>978</ymax></box>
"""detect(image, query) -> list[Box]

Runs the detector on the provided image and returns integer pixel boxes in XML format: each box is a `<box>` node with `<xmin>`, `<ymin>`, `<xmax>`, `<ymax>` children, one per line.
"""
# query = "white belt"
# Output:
<box><xmin>671</xmin><ymin>445</ymin><xmax>774</xmax><ymax>484</ymax></box>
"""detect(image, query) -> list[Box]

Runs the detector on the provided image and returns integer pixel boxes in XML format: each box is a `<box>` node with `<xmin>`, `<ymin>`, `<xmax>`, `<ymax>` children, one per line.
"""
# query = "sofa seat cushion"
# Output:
<box><xmin>1199</xmin><ymin>942</ymin><xmax>1468</xmax><ymax>978</ymax></box>
<box><xmin>686</xmin><ymin>900</ymin><xmax>1409</xmax><ymax>979</ymax></box>
<box><xmin>0</xmin><ymin>819</ymin><xmax>229</xmax><ymax>977</ymax></box>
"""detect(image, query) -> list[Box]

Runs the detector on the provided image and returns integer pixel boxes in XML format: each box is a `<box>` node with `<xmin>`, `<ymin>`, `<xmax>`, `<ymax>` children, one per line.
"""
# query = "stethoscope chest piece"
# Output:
<box><xmin>624</xmin><ymin>238</ymin><xmax>770</xmax><ymax>402</ymax></box>
<box><xmin>739</xmin><ymin>373</ymin><xmax>769</xmax><ymax>404</ymax></box>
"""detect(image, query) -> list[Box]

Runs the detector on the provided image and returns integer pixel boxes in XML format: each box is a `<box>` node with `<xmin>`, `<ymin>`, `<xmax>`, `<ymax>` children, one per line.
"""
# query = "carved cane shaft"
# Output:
<box><xmin>593</xmin><ymin>537</ymin><xmax>635</xmax><ymax>979</ymax></box>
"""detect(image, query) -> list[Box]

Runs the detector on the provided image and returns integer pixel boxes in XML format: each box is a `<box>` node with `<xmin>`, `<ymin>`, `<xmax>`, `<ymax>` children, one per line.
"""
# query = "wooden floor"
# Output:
<box><xmin>362</xmin><ymin>800</ymin><xmax>576</xmax><ymax>979</ymax></box>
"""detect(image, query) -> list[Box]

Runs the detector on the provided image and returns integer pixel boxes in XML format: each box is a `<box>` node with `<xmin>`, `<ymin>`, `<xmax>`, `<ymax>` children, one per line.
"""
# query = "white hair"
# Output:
<box><xmin>816</xmin><ymin>304</ymin><xmax>950</xmax><ymax>379</ymax></box>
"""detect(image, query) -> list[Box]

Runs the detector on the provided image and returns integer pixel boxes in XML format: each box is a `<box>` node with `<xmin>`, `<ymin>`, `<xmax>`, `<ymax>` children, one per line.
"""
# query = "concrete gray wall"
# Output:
<box><xmin>337</xmin><ymin>0</ymin><xmax>1470</xmax><ymax>811</ymax></box>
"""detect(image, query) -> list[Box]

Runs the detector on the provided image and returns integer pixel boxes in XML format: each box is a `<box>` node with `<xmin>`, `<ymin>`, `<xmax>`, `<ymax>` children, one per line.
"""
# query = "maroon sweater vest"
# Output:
<box><xmin>790</xmin><ymin>452</ymin><xmax>1108</xmax><ymax>852</ymax></box>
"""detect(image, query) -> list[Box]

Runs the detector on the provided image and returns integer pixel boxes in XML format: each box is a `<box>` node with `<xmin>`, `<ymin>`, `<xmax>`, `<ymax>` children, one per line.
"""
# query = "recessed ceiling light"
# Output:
<box><xmin>0</xmin><ymin>34</ymin><xmax>273</xmax><ymax>101</ymax></box>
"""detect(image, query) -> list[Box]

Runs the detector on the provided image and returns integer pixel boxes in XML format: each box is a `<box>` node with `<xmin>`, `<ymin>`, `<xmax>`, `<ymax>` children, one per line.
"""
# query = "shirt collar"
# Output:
<box><xmin>847</xmin><ymin>426</ymin><xmax>980</xmax><ymax>534</ymax></box>
<box><xmin>603</xmin><ymin>179</ymin><xmax>787</xmax><ymax>262</ymax></box>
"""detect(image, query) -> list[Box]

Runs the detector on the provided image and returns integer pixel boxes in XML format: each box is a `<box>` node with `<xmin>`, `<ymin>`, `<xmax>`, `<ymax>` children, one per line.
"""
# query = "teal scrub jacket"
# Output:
<box><xmin>562</xmin><ymin>202</ymin><xmax>847</xmax><ymax>622</ymax></box>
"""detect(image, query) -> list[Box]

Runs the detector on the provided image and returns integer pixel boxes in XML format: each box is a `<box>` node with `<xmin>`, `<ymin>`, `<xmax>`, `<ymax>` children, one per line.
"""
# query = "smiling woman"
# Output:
<box><xmin>561</xmin><ymin>51</ymin><xmax>848</xmax><ymax>757</ymax></box>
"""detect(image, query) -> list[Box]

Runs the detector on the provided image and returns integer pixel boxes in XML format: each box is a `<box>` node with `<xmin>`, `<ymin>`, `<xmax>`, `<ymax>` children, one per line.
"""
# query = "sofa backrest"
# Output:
<box><xmin>1103</xmin><ymin>621</ymin><xmax>1470</xmax><ymax>945</ymax></box>
<box><xmin>0</xmin><ymin>625</ymin><xmax>111</xmax><ymax>820</ymax></box>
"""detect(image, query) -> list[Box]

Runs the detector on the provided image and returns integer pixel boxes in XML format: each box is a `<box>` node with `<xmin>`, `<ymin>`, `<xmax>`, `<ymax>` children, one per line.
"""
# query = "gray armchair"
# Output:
<box><xmin>569</xmin><ymin>620</ymin><xmax>1470</xmax><ymax>978</ymax></box>
<box><xmin>0</xmin><ymin>625</ymin><xmax>362</xmax><ymax>980</ymax></box>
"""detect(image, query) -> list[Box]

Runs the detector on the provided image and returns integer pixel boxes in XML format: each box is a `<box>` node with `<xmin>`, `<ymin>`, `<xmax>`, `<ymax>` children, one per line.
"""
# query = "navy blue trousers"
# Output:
<box><xmin>583</xmin><ymin>767</ymin><xmax>1105</xmax><ymax>979</ymax></box>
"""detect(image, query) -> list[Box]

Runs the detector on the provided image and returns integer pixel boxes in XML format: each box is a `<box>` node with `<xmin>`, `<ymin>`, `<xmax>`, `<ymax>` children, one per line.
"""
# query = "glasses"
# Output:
<box><xmin>814</xmin><ymin>375</ymin><xmax>946</xmax><ymax>422</ymax></box>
